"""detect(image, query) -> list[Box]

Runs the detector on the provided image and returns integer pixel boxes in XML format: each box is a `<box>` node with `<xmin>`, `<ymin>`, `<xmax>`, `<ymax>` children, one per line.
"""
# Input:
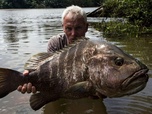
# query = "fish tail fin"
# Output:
<box><xmin>0</xmin><ymin>68</ymin><xmax>25</xmax><ymax>98</ymax></box>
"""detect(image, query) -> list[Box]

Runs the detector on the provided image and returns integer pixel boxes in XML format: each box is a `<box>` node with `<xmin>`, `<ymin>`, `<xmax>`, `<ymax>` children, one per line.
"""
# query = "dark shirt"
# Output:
<box><xmin>47</xmin><ymin>33</ymin><xmax>68</xmax><ymax>53</ymax></box>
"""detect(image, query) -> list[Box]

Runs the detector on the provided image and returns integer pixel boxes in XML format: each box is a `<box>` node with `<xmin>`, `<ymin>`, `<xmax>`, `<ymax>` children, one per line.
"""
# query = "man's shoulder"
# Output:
<box><xmin>51</xmin><ymin>33</ymin><xmax>66</xmax><ymax>40</ymax></box>
<box><xmin>48</xmin><ymin>33</ymin><xmax>67</xmax><ymax>45</ymax></box>
<box><xmin>47</xmin><ymin>33</ymin><xmax>68</xmax><ymax>53</ymax></box>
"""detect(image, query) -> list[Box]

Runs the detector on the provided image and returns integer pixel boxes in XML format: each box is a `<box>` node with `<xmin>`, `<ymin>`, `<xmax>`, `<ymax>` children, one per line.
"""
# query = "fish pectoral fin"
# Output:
<box><xmin>64</xmin><ymin>81</ymin><xmax>94</xmax><ymax>98</ymax></box>
<box><xmin>24</xmin><ymin>52</ymin><xmax>53</xmax><ymax>71</ymax></box>
<box><xmin>30</xmin><ymin>92</ymin><xmax>58</xmax><ymax>111</ymax></box>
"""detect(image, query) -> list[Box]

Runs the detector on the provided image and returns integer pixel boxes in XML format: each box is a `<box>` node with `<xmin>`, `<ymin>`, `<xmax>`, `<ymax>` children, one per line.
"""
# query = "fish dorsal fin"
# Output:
<box><xmin>24</xmin><ymin>37</ymin><xmax>89</xmax><ymax>71</ymax></box>
<box><xmin>24</xmin><ymin>52</ymin><xmax>53</xmax><ymax>71</ymax></box>
<box><xmin>55</xmin><ymin>37</ymin><xmax>89</xmax><ymax>53</ymax></box>
<box><xmin>72</xmin><ymin>36</ymin><xmax>89</xmax><ymax>44</ymax></box>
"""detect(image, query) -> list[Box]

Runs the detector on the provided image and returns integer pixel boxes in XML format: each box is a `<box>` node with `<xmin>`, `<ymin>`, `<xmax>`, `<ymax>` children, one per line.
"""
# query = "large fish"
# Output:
<box><xmin>0</xmin><ymin>38</ymin><xmax>149</xmax><ymax>110</ymax></box>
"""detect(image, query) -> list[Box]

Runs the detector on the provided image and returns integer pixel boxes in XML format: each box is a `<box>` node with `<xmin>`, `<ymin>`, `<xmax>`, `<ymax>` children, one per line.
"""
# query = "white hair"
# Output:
<box><xmin>61</xmin><ymin>5</ymin><xmax>87</xmax><ymax>24</ymax></box>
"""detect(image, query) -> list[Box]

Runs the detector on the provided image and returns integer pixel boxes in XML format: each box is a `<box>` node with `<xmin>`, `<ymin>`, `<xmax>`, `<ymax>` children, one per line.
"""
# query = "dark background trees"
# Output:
<box><xmin>0</xmin><ymin>0</ymin><xmax>104</xmax><ymax>8</ymax></box>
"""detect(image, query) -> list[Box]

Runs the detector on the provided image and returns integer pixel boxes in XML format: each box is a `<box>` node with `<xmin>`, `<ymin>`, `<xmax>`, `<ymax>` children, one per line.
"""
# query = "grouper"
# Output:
<box><xmin>0</xmin><ymin>37</ymin><xmax>149</xmax><ymax>110</ymax></box>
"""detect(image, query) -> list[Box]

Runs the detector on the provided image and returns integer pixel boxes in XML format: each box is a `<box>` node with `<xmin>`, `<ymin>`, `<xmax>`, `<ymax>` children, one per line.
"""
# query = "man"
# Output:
<box><xmin>17</xmin><ymin>5</ymin><xmax>88</xmax><ymax>94</ymax></box>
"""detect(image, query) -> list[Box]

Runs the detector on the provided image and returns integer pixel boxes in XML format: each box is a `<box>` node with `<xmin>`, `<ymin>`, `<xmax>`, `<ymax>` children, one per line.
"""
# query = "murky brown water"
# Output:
<box><xmin>0</xmin><ymin>8</ymin><xmax>151</xmax><ymax>114</ymax></box>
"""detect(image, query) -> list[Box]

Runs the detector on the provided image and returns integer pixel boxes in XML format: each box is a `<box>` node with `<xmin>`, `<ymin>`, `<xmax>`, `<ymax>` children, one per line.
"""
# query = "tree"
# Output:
<box><xmin>102</xmin><ymin>0</ymin><xmax>152</xmax><ymax>27</ymax></box>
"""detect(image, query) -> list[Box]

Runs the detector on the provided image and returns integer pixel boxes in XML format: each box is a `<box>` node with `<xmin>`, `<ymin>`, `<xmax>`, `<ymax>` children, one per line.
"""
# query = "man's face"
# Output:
<box><xmin>62</xmin><ymin>12</ymin><xmax>88</xmax><ymax>43</ymax></box>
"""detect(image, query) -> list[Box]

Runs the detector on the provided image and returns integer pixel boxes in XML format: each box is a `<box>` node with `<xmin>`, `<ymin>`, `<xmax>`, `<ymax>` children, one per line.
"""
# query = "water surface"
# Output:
<box><xmin>0</xmin><ymin>8</ymin><xmax>151</xmax><ymax>114</ymax></box>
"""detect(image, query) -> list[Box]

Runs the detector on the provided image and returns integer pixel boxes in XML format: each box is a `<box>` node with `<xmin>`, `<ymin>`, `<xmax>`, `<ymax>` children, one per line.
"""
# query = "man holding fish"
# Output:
<box><xmin>17</xmin><ymin>5</ymin><xmax>89</xmax><ymax>94</ymax></box>
<box><xmin>0</xmin><ymin>5</ymin><xmax>149</xmax><ymax>110</ymax></box>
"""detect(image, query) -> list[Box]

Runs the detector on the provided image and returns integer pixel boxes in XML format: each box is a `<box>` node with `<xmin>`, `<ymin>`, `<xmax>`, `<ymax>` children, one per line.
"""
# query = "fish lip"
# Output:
<box><xmin>121</xmin><ymin>68</ymin><xmax>149</xmax><ymax>89</ymax></box>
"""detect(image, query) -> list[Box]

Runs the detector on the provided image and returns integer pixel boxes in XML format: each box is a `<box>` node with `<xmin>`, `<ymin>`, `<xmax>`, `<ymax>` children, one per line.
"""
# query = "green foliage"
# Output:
<box><xmin>91</xmin><ymin>0</ymin><xmax>152</xmax><ymax>38</ymax></box>
<box><xmin>102</xmin><ymin>0</ymin><xmax>126</xmax><ymax>17</ymax></box>
<box><xmin>102</xmin><ymin>0</ymin><xmax>152</xmax><ymax>27</ymax></box>
<box><xmin>91</xmin><ymin>21</ymin><xmax>152</xmax><ymax>38</ymax></box>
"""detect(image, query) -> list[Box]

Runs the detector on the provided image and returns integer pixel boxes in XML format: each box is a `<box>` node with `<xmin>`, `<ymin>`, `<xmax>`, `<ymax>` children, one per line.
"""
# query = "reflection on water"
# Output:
<box><xmin>43</xmin><ymin>98</ymin><xmax>107</xmax><ymax>114</ymax></box>
<box><xmin>104</xmin><ymin>78</ymin><xmax>152</xmax><ymax>114</ymax></box>
<box><xmin>0</xmin><ymin>8</ymin><xmax>152</xmax><ymax>114</ymax></box>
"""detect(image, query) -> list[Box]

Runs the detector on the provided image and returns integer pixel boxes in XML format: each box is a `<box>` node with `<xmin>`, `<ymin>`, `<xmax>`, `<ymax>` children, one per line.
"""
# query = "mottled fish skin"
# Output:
<box><xmin>0</xmin><ymin>37</ymin><xmax>149</xmax><ymax>110</ymax></box>
<box><xmin>27</xmin><ymin>38</ymin><xmax>96</xmax><ymax>98</ymax></box>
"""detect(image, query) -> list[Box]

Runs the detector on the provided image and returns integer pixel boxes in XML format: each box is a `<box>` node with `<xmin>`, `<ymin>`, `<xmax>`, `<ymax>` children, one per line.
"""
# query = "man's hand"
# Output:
<box><xmin>17</xmin><ymin>70</ymin><xmax>37</xmax><ymax>94</ymax></box>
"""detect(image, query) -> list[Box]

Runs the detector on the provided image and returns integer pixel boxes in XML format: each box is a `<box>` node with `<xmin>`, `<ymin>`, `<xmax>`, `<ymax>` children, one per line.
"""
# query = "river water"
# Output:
<box><xmin>0</xmin><ymin>8</ymin><xmax>151</xmax><ymax>114</ymax></box>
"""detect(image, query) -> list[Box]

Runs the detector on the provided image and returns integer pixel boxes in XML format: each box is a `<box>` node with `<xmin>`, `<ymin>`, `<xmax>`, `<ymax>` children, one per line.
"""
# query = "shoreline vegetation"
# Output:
<box><xmin>90</xmin><ymin>21</ymin><xmax>152</xmax><ymax>38</ymax></box>
<box><xmin>0</xmin><ymin>0</ymin><xmax>151</xmax><ymax>38</ymax></box>
<box><xmin>87</xmin><ymin>0</ymin><xmax>152</xmax><ymax>38</ymax></box>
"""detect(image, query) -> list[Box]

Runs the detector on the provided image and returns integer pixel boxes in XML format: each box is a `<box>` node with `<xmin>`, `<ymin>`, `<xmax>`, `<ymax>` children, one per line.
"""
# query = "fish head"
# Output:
<box><xmin>85</xmin><ymin>41</ymin><xmax>149</xmax><ymax>98</ymax></box>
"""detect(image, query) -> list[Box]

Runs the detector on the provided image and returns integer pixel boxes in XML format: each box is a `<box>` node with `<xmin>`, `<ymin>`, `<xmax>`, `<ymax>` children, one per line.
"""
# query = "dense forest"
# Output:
<box><xmin>0</xmin><ymin>0</ymin><xmax>104</xmax><ymax>8</ymax></box>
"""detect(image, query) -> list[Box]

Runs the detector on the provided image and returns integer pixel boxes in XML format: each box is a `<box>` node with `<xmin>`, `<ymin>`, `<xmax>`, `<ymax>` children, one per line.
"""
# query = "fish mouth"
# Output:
<box><xmin>121</xmin><ymin>68</ymin><xmax>149</xmax><ymax>95</ymax></box>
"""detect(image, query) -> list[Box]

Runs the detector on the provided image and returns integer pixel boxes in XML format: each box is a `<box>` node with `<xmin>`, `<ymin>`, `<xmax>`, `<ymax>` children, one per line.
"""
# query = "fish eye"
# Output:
<box><xmin>114</xmin><ymin>57</ymin><xmax>124</xmax><ymax>66</ymax></box>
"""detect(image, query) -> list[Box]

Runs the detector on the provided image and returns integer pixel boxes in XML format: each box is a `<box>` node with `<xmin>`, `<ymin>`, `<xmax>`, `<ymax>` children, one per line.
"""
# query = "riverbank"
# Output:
<box><xmin>90</xmin><ymin>21</ymin><xmax>152</xmax><ymax>38</ymax></box>
<box><xmin>87</xmin><ymin>0</ymin><xmax>152</xmax><ymax>38</ymax></box>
